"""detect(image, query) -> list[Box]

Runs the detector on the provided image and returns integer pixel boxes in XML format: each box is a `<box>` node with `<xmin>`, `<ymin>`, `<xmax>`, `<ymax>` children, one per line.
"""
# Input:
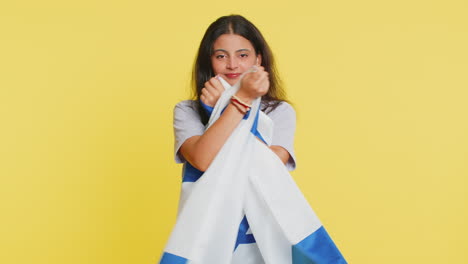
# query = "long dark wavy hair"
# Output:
<box><xmin>192</xmin><ymin>14</ymin><xmax>289</xmax><ymax>125</ymax></box>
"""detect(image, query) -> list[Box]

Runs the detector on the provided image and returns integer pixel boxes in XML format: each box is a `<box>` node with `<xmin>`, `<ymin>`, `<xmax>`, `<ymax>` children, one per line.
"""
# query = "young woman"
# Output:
<box><xmin>171</xmin><ymin>14</ymin><xmax>297</xmax><ymax>262</ymax></box>
<box><xmin>163</xmin><ymin>14</ymin><xmax>347</xmax><ymax>264</ymax></box>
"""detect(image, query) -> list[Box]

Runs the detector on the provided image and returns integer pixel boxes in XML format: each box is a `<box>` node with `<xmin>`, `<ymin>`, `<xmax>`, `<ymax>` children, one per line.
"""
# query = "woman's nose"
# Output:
<box><xmin>226</xmin><ymin>57</ymin><xmax>239</xmax><ymax>69</ymax></box>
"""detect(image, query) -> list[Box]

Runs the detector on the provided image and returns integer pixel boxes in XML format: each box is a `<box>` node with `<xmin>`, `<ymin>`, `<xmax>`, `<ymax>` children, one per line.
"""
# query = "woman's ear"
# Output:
<box><xmin>256</xmin><ymin>54</ymin><xmax>262</xmax><ymax>66</ymax></box>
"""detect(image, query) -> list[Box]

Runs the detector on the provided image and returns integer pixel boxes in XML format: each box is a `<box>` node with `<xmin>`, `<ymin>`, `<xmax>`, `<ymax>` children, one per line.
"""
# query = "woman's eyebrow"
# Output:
<box><xmin>213</xmin><ymin>48</ymin><xmax>252</xmax><ymax>53</ymax></box>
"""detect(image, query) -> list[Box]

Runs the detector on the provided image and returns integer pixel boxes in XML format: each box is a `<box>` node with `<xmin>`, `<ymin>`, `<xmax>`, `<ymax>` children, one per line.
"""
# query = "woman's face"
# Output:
<box><xmin>211</xmin><ymin>34</ymin><xmax>261</xmax><ymax>86</ymax></box>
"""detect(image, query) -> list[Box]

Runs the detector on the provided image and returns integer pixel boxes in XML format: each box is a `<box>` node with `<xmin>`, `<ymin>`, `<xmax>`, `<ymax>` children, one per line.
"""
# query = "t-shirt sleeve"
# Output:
<box><xmin>267</xmin><ymin>102</ymin><xmax>297</xmax><ymax>171</ymax></box>
<box><xmin>173</xmin><ymin>100</ymin><xmax>205</xmax><ymax>163</ymax></box>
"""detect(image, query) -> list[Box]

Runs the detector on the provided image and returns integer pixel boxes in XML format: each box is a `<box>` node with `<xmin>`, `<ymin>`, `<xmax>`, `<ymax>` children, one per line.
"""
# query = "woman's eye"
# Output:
<box><xmin>240</xmin><ymin>54</ymin><xmax>248</xmax><ymax>58</ymax></box>
<box><xmin>216</xmin><ymin>54</ymin><xmax>226</xmax><ymax>59</ymax></box>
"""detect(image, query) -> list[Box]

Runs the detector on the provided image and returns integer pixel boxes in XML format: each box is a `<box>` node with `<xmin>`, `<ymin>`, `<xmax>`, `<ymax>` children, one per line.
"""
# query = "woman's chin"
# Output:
<box><xmin>225</xmin><ymin>78</ymin><xmax>240</xmax><ymax>86</ymax></box>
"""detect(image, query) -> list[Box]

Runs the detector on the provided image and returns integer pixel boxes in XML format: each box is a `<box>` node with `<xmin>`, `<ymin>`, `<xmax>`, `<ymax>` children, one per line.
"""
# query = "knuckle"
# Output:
<box><xmin>210</xmin><ymin>78</ymin><xmax>219</xmax><ymax>86</ymax></box>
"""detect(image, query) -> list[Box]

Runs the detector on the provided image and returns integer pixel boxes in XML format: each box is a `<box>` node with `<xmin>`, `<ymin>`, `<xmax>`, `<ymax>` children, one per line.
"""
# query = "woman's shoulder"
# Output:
<box><xmin>174</xmin><ymin>100</ymin><xmax>199</xmax><ymax>112</ymax></box>
<box><xmin>262</xmin><ymin>100</ymin><xmax>296</xmax><ymax>116</ymax></box>
<box><xmin>173</xmin><ymin>100</ymin><xmax>203</xmax><ymax>122</ymax></box>
<box><xmin>175</xmin><ymin>99</ymin><xmax>197</xmax><ymax>108</ymax></box>
<box><xmin>275</xmin><ymin>101</ymin><xmax>295</xmax><ymax>111</ymax></box>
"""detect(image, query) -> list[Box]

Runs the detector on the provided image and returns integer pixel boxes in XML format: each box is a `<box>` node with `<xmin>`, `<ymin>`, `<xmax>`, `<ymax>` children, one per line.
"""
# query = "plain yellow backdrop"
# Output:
<box><xmin>1</xmin><ymin>0</ymin><xmax>467</xmax><ymax>263</ymax></box>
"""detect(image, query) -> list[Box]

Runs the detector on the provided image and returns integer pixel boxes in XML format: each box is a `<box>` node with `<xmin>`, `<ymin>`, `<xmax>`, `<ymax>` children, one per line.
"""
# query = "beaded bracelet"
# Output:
<box><xmin>230</xmin><ymin>99</ymin><xmax>249</xmax><ymax>115</ymax></box>
<box><xmin>231</xmin><ymin>95</ymin><xmax>252</xmax><ymax>111</ymax></box>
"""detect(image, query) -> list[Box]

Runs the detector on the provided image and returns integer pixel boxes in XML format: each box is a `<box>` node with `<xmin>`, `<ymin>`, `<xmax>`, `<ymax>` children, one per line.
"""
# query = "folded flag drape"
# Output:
<box><xmin>160</xmin><ymin>73</ymin><xmax>347</xmax><ymax>264</ymax></box>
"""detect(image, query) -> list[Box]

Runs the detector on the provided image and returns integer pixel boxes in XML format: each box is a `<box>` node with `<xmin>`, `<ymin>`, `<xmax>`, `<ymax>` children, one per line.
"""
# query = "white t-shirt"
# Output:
<box><xmin>173</xmin><ymin>100</ymin><xmax>297</xmax><ymax>171</ymax></box>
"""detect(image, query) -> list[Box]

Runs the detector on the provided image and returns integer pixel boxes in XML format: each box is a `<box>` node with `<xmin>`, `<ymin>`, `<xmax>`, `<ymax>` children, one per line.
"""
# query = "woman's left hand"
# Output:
<box><xmin>200</xmin><ymin>76</ymin><xmax>225</xmax><ymax>107</ymax></box>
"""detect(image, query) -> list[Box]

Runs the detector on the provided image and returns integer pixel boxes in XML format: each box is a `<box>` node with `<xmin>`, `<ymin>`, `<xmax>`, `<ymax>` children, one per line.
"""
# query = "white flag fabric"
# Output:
<box><xmin>160</xmin><ymin>73</ymin><xmax>347</xmax><ymax>264</ymax></box>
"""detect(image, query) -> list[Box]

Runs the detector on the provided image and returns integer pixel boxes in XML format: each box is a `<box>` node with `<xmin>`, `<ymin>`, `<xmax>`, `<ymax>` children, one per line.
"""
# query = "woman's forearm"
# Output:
<box><xmin>180</xmin><ymin>102</ymin><xmax>246</xmax><ymax>171</ymax></box>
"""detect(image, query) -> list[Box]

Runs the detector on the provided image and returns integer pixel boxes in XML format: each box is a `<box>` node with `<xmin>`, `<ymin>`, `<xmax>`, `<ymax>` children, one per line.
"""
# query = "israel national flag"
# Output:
<box><xmin>160</xmin><ymin>74</ymin><xmax>347</xmax><ymax>264</ymax></box>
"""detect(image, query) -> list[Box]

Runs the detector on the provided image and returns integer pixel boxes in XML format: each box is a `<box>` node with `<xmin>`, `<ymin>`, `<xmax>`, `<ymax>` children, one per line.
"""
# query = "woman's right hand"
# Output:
<box><xmin>200</xmin><ymin>76</ymin><xmax>225</xmax><ymax>107</ymax></box>
<box><xmin>236</xmin><ymin>66</ymin><xmax>270</xmax><ymax>103</ymax></box>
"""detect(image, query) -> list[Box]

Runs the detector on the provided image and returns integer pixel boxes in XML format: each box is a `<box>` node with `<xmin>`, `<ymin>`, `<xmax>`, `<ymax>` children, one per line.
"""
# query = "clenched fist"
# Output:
<box><xmin>200</xmin><ymin>75</ymin><xmax>225</xmax><ymax>107</ymax></box>
<box><xmin>236</xmin><ymin>66</ymin><xmax>269</xmax><ymax>104</ymax></box>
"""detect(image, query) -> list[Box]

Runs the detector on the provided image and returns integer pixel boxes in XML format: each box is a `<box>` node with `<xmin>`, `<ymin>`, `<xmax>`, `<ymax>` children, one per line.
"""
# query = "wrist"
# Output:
<box><xmin>229</xmin><ymin>100</ymin><xmax>251</xmax><ymax>120</ymax></box>
<box><xmin>234</xmin><ymin>92</ymin><xmax>254</xmax><ymax>104</ymax></box>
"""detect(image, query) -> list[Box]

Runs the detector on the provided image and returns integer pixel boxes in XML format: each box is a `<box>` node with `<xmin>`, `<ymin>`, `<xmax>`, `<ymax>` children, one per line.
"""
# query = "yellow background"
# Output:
<box><xmin>1</xmin><ymin>0</ymin><xmax>467</xmax><ymax>263</ymax></box>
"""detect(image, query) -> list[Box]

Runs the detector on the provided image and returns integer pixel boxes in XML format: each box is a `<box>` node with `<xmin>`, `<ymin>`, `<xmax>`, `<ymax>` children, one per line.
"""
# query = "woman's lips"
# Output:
<box><xmin>225</xmin><ymin>73</ymin><xmax>241</xmax><ymax>79</ymax></box>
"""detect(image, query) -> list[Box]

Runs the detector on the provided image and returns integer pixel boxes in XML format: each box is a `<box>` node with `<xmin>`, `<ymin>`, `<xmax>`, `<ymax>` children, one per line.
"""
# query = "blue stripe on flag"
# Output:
<box><xmin>292</xmin><ymin>226</ymin><xmax>347</xmax><ymax>264</ymax></box>
<box><xmin>182</xmin><ymin>162</ymin><xmax>204</xmax><ymax>182</ymax></box>
<box><xmin>200</xmin><ymin>100</ymin><xmax>214</xmax><ymax>116</ymax></box>
<box><xmin>234</xmin><ymin>215</ymin><xmax>256</xmax><ymax>251</ymax></box>
<box><xmin>250</xmin><ymin>107</ymin><xmax>266</xmax><ymax>144</ymax></box>
<box><xmin>160</xmin><ymin>252</ymin><xmax>188</xmax><ymax>264</ymax></box>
